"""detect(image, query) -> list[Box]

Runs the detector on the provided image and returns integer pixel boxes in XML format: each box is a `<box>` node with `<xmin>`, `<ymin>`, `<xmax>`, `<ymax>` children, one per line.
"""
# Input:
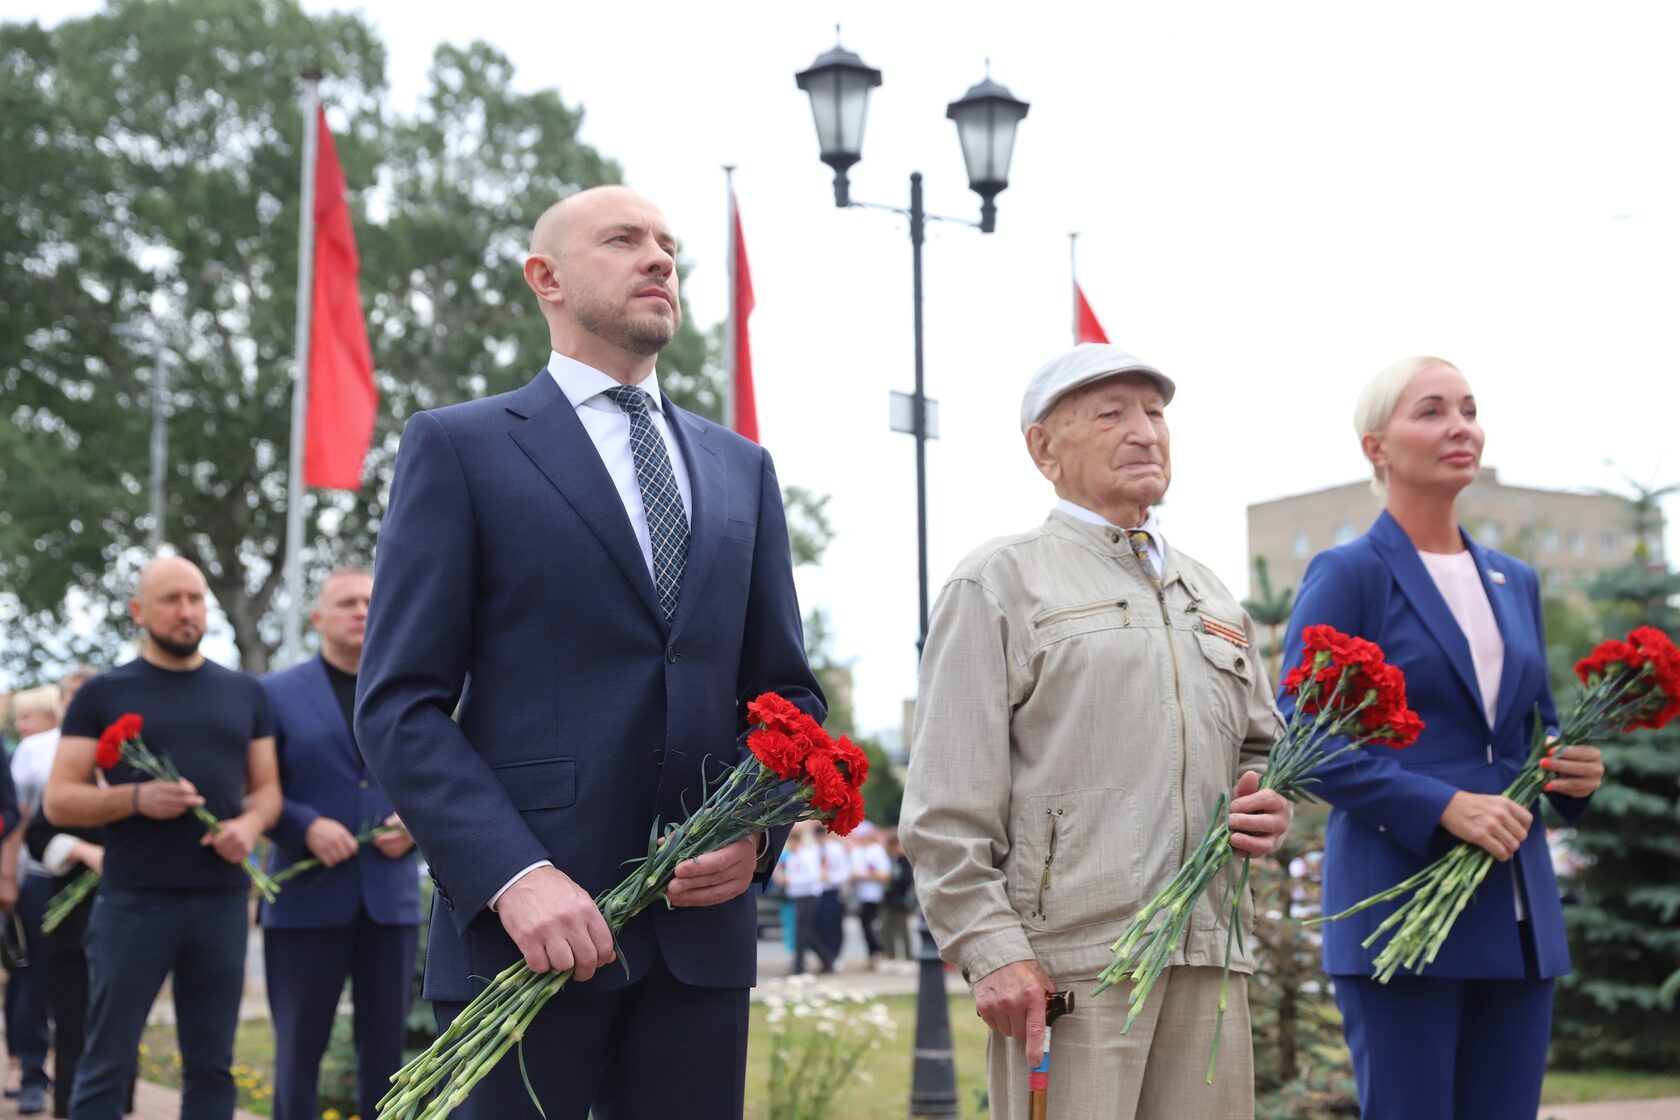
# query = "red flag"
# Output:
<box><xmin>303</xmin><ymin>107</ymin><xmax>377</xmax><ymax>489</ymax></box>
<box><xmin>1075</xmin><ymin>282</ymin><xmax>1110</xmax><ymax>345</ymax></box>
<box><xmin>731</xmin><ymin>201</ymin><xmax>759</xmax><ymax>443</ymax></box>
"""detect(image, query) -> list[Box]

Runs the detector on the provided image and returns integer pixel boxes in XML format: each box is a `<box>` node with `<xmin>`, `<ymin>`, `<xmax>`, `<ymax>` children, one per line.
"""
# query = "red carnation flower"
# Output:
<box><xmin>748</xmin><ymin>693</ymin><xmax>807</xmax><ymax>734</ymax></box>
<box><xmin>95</xmin><ymin>713</ymin><xmax>143</xmax><ymax>771</ymax></box>
<box><xmin>804</xmin><ymin>748</ymin><xmax>853</xmax><ymax>813</ymax></box>
<box><xmin>828</xmin><ymin>736</ymin><xmax>870</xmax><ymax>790</ymax></box>
<box><xmin>825</xmin><ymin>787</ymin><xmax>867</xmax><ymax>837</ymax></box>
<box><xmin>748</xmin><ymin>728</ymin><xmax>807</xmax><ymax>781</ymax></box>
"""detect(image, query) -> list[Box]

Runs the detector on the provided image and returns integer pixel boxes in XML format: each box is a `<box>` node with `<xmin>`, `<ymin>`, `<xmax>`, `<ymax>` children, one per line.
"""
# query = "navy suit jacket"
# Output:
<box><xmin>1279</xmin><ymin>511</ymin><xmax>1588</xmax><ymax>979</ymax></box>
<box><xmin>260</xmin><ymin>655</ymin><xmax>421</xmax><ymax>930</ymax></box>
<box><xmin>355</xmin><ymin>370</ymin><xmax>824</xmax><ymax>1002</ymax></box>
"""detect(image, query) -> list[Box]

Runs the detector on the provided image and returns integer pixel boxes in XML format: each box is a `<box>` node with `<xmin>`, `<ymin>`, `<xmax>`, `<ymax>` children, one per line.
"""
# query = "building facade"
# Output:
<box><xmin>1248</xmin><ymin>468</ymin><xmax>1664</xmax><ymax>594</ymax></box>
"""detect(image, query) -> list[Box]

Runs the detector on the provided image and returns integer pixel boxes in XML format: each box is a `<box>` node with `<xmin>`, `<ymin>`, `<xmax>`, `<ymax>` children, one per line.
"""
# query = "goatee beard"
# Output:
<box><xmin>148</xmin><ymin>629</ymin><xmax>203</xmax><ymax>659</ymax></box>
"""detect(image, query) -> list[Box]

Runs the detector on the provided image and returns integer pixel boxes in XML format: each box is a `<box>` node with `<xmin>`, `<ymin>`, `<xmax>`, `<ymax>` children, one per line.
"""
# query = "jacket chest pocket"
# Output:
<box><xmin>1029</xmin><ymin>599</ymin><xmax>1131</xmax><ymax>652</ymax></box>
<box><xmin>1191</xmin><ymin>629</ymin><xmax>1253</xmax><ymax>746</ymax></box>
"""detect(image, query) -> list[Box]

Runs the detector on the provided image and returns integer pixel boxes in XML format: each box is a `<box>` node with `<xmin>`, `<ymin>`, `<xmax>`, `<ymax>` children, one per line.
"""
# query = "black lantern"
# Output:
<box><xmin>946</xmin><ymin>68</ymin><xmax>1030</xmax><ymax>232</ymax></box>
<box><xmin>795</xmin><ymin>37</ymin><xmax>882</xmax><ymax>207</ymax></box>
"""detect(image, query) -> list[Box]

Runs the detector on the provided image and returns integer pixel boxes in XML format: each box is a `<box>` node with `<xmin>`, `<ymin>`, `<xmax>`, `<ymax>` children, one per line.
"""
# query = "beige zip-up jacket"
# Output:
<box><xmin>900</xmin><ymin>510</ymin><xmax>1282</xmax><ymax>986</ymax></box>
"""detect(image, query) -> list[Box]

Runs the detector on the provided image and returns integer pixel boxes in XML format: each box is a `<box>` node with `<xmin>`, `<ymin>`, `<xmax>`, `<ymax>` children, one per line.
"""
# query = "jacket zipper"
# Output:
<box><xmin>1034</xmin><ymin>809</ymin><xmax>1060</xmax><ymax>919</ymax></box>
<box><xmin>1032</xmin><ymin>600</ymin><xmax>1129</xmax><ymax>628</ymax></box>
<box><xmin>1137</xmin><ymin>553</ymin><xmax>1194</xmax><ymax>867</ymax></box>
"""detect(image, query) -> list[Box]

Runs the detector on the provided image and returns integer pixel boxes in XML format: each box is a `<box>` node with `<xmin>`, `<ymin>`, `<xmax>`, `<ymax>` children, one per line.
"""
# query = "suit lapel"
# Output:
<box><xmin>300</xmin><ymin>656</ymin><xmax>359</xmax><ymax>770</ymax></box>
<box><xmin>663</xmin><ymin>401</ymin><xmax>726</xmax><ymax>640</ymax></box>
<box><xmin>1368</xmin><ymin>511</ymin><xmax>1486</xmax><ymax>728</ymax></box>
<box><xmin>1469</xmin><ymin>539</ymin><xmax>1528</xmax><ymax>735</ymax></box>
<box><xmin>504</xmin><ymin>372</ymin><xmax>664</xmax><ymax>627</ymax></box>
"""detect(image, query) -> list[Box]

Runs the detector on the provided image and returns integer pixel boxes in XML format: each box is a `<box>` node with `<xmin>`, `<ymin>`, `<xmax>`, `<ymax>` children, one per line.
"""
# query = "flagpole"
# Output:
<box><xmin>722</xmin><ymin>165</ymin><xmax>738</xmax><ymax>433</ymax></box>
<box><xmin>1068</xmin><ymin>231</ymin><xmax>1079</xmax><ymax>346</ymax></box>
<box><xmin>281</xmin><ymin>72</ymin><xmax>322</xmax><ymax>666</ymax></box>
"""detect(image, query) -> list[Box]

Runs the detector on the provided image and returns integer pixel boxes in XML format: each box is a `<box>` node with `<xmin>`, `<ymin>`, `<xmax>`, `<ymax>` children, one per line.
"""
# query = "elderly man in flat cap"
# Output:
<box><xmin>900</xmin><ymin>343</ymin><xmax>1292</xmax><ymax>1119</ymax></box>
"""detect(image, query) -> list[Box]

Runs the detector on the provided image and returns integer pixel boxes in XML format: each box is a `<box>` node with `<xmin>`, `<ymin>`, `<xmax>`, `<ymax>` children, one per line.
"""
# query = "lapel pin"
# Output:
<box><xmin>1490</xmin><ymin>570</ymin><xmax>1506</xmax><ymax>585</ymax></box>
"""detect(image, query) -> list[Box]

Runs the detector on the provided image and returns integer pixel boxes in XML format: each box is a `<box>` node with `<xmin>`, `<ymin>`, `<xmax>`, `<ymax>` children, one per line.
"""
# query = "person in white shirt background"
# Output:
<box><xmin>774</xmin><ymin>823</ymin><xmax>833</xmax><ymax>975</ymax></box>
<box><xmin>848</xmin><ymin>824</ymin><xmax>892</xmax><ymax>971</ymax></box>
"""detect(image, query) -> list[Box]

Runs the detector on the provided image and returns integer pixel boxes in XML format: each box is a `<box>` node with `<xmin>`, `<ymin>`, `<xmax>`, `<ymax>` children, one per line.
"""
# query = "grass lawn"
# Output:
<box><xmin>134</xmin><ymin>998</ymin><xmax>1677</xmax><ymax>1117</ymax></box>
<box><xmin>1540</xmin><ymin>1070</ymin><xmax>1680</xmax><ymax>1105</ymax></box>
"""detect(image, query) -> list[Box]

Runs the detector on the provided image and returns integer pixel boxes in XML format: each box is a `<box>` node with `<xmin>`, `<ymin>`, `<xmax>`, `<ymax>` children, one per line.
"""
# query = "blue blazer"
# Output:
<box><xmin>1279</xmin><ymin>511</ymin><xmax>1589</xmax><ymax>979</ymax></box>
<box><xmin>355</xmin><ymin>371</ymin><xmax>824</xmax><ymax>1002</ymax></box>
<box><xmin>260</xmin><ymin>656</ymin><xmax>421</xmax><ymax>930</ymax></box>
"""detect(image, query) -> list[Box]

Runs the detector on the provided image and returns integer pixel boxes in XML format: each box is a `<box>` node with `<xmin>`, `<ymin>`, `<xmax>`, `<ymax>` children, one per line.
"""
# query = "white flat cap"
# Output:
<box><xmin>1019</xmin><ymin>343</ymin><xmax>1176</xmax><ymax>431</ymax></box>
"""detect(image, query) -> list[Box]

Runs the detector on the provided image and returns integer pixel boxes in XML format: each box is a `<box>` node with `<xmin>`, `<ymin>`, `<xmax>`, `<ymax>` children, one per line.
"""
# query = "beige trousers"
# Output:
<box><xmin>985</xmin><ymin>966</ymin><xmax>1253</xmax><ymax>1120</ymax></box>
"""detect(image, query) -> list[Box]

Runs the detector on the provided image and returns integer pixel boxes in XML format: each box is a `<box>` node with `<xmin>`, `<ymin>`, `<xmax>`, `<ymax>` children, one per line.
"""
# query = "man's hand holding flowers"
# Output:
<box><xmin>1226</xmin><ymin>770</ymin><xmax>1291</xmax><ymax>857</ymax></box>
<box><xmin>666</xmin><ymin>835</ymin><xmax>760</xmax><ymax>907</ymax></box>
<box><xmin>133</xmin><ymin>777</ymin><xmax>205</xmax><ymax>820</ymax></box>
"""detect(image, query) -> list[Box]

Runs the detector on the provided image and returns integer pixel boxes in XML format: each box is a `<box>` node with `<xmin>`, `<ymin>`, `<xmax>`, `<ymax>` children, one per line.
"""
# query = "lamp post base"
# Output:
<box><xmin>909</xmin><ymin>917</ymin><xmax>960</xmax><ymax>1117</ymax></box>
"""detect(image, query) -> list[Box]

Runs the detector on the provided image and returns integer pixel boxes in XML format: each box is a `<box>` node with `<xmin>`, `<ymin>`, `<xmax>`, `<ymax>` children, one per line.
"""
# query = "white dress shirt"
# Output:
<box><xmin>548</xmin><ymin>352</ymin><xmax>692</xmax><ymax>578</ymax></box>
<box><xmin>489</xmin><ymin>353</ymin><xmax>696</xmax><ymax>913</ymax></box>
<box><xmin>1055</xmin><ymin>499</ymin><xmax>1166</xmax><ymax>575</ymax></box>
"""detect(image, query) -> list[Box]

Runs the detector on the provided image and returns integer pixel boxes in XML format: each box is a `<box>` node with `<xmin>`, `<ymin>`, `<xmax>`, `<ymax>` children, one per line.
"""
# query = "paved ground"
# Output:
<box><xmin>1539</xmin><ymin>1102</ymin><xmax>1680</xmax><ymax>1120</ymax></box>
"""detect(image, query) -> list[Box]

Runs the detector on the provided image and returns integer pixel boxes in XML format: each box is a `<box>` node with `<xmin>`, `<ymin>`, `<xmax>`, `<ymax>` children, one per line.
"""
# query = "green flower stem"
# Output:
<box><xmin>271</xmin><ymin>825</ymin><xmax>402</xmax><ymax>886</ymax></box>
<box><xmin>42</xmin><ymin>868</ymin><xmax>101</xmax><ymax>935</ymax></box>
<box><xmin>1316</xmin><ymin>659</ymin><xmax>1661</xmax><ymax>983</ymax></box>
<box><xmin>378</xmin><ymin>756</ymin><xmax>831</xmax><ymax>1120</ymax></box>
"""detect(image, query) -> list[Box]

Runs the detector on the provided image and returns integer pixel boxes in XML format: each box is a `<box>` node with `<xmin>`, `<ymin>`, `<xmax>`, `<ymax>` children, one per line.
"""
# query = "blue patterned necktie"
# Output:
<box><xmin>605</xmin><ymin>385</ymin><xmax>689</xmax><ymax>623</ymax></box>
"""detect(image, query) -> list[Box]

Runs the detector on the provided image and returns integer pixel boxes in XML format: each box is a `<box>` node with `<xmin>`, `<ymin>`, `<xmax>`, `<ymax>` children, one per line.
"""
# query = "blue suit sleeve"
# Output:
<box><xmin>264</xmin><ymin>678</ymin><xmax>322</xmax><ymax>852</ymax></box>
<box><xmin>1279</xmin><ymin>548</ymin><xmax>1459</xmax><ymax>856</ymax></box>
<box><xmin>355</xmin><ymin>411</ymin><xmax>551</xmax><ymax>927</ymax></box>
<box><xmin>736</xmin><ymin>451</ymin><xmax>827</xmax><ymax>882</ymax></box>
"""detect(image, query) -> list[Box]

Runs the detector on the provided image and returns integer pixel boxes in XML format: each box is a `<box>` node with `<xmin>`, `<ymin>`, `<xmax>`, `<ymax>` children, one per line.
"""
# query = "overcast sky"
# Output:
<box><xmin>7</xmin><ymin>0</ymin><xmax>1679</xmax><ymax>734</ymax></box>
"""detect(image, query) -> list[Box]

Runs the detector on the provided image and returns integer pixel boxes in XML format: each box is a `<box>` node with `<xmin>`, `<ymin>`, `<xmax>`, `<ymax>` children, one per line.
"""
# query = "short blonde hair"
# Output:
<box><xmin>10</xmin><ymin>685</ymin><xmax>62</xmax><ymax>725</ymax></box>
<box><xmin>1354</xmin><ymin>356</ymin><xmax>1459</xmax><ymax>496</ymax></box>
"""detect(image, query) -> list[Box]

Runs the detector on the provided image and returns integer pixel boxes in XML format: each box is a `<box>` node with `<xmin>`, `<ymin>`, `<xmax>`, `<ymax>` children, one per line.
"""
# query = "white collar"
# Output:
<box><xmin>1055</xmin><ymin>499</ymin><xmax>1164</xmax><ymax>541</ymax></box>
<box><xmin>547</xmin><ymin>351</ymin><xmax>666</xmax><ymax>414</ymax></box>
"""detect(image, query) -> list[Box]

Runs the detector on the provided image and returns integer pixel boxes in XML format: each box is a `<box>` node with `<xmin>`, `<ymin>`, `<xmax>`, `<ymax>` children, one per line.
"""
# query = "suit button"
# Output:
<box><xmin>358</xmin><ymin>779</ymin><xmax>370</xmax><ymax>790</ymax></box>
<box><xmin>666</xmin><ymin>648</ymin><xmax>678</xmax><ymax>663</ymax></box>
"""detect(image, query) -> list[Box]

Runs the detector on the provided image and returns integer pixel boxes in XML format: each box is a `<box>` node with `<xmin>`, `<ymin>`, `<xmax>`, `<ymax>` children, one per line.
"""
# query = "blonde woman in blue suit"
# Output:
<box><xmin>1277</xmin><ymin>357</ymin><xmax>1607</xmax><ymax>1119</ymax></box>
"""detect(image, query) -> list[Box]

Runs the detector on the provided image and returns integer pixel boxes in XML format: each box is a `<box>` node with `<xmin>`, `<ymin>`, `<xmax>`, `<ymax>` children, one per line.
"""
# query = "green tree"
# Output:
<box><xmin>0</xmin><ymin>0</ymin><xmax>706</xmax><ymax>674</ymax></box>
<box><xmin>1550</xmin><ymin>479</ymin><xmax>1680</xmax><ymax>1070</ymax></box>
<box><xmin>1242</xmin><ymin>555</ymin><xmax>1295</xmax><ymax>684</ymax></box>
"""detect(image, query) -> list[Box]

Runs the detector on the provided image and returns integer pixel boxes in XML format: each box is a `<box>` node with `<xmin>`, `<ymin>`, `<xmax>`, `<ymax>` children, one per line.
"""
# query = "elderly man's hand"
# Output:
<box><xmin>972</xmin><ymin>959</ymin><xmax>1058</xmax><ymax>1065</ymax></box>
<box><xmin>1227</xmin><ymin>771</ymin><xmax>1290</xmax><ymax>856</ymax></box>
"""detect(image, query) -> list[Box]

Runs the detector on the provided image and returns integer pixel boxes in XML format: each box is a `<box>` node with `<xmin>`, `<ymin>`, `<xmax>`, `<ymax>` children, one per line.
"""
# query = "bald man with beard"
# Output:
<box><xmin>47</xmin><ymin>556</ymin><xmax>280</xmax><ymax>1120</ymax></box>
<box><xmin>356</xmin><ymin>185</ymin><xmax>824</xmax><ymax>1118</ymax></box>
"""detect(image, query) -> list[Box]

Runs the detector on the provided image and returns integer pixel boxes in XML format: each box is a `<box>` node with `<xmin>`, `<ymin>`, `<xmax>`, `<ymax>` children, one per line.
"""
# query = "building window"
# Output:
<box><xmin>1293</xmin><ymin>532</ymin><xmax>1311</xmax><ymax>558</ymax></box>
<box><xmin>1543</xmin><ymin>530</ymin><xmax>1559</xmax><ymax>553</ymax></box>
<box><xmin>1570</xmin><ymin>532</ymin><xmax>1586</xmax><ymax>556</ymax></box>
<box><xmin>1332</xmin><ymin>523</ymin><xmax>1357</xmax><ymax>546</ymax></box>
<box><xmin>1481</xmin><ymin>521</ymin><xmax>1502</xmax><ymax>547</ymax></box>
<box><xmin>1601</xmin><ymin>532</ymin><xmax>1618</xmax><ymax>558</ymax></box>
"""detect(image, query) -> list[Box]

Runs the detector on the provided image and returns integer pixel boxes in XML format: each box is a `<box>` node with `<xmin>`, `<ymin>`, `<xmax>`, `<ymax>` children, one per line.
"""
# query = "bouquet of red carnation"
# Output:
<box><xmin>1317</xmin><ymin>625</ymin><xmax>1680</xmax><ymax>982</ymax></box>
<box><xmin>378</xmin><ymin>693</ymin><xmax>865</xmax><ymax>1120</ymax></box>
<box><xmin>1091</xmin><ymin>625</ymin><xmax>1422</xmax><ymax>1080</ymax></box>
<box><xmin>97</xmin><ymin>714</ymin><xmax>282</xmax><ymax>902</ymax></box>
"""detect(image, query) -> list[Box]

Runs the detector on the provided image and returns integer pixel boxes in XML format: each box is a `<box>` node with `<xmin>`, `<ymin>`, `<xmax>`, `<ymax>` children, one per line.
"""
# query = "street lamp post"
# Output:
<box><xmin>797</xmin><ymin>36</ymin><xmax>1028</xmax><ymax>1118</ymax></box>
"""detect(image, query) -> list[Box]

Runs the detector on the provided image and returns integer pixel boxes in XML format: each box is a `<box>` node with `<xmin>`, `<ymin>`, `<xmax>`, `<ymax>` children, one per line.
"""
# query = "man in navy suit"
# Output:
<box><xmin>262</xmin><ymin>568</ymin><xmax>420</xmax><ymax>1120</ymax></box>
<box><xmin>356</xmin><ymin>185</ymin><xmax>824</xmax><ymax>1119</ymax></box>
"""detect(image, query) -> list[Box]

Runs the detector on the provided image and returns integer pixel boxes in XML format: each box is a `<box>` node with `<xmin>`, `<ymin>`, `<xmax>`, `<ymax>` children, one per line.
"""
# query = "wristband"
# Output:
<box><xmin>132</xmin><ymin>782</ymin><xmax>141</xmax><ymax>816</ymax></box>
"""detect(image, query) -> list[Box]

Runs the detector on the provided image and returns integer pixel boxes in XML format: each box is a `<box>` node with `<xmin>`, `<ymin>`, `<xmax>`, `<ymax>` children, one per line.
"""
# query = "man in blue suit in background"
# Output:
<box><xmin>356</xmin><ymin>185</ymin><xmax>824</xmax><ymax>1119</ymax></box>
<box><xmin>263</xmin><ymin>568</ymin><xmax>419</xmax><ymax>1120</ymax></box>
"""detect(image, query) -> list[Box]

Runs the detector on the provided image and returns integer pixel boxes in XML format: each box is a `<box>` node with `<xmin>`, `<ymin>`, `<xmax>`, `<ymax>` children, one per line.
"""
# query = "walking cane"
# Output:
<box><xmin>1027</xmin><ymin>990</ymin><xmax>1075</xmax><ymax>1120</ymax></box>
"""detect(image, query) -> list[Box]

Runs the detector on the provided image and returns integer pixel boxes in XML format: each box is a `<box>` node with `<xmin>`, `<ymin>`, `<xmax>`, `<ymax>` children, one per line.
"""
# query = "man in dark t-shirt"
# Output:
<box><xmin>46</xmin><ymin>556</ymin><xmax>279</xmax><ymax>1120</ymax></box>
